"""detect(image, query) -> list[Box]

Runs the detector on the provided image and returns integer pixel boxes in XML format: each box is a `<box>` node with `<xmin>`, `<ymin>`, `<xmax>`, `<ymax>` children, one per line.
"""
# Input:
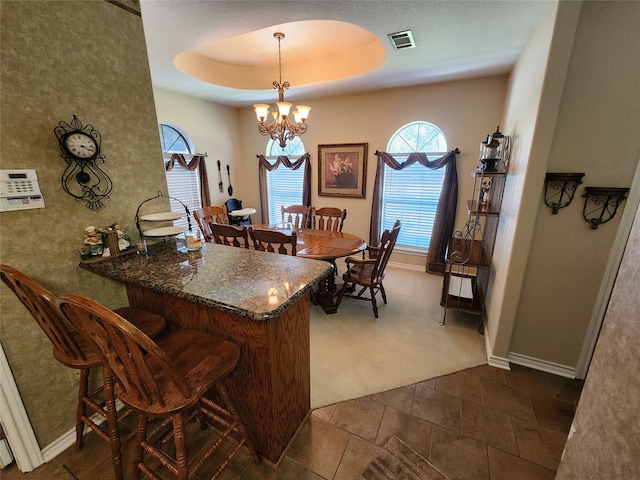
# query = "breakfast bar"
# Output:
<box><xmin>79</xmin><ymin>242</ymin><xmax>332</xmax><ymax>466</ymax></box>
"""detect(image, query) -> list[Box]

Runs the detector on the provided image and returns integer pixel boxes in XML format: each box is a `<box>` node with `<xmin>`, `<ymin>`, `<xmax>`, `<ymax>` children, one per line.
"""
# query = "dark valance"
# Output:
<box><xmin>165</xmin><ymin>154</ymin><xmax>211</xmax><ymax>208</ymax></box>
<box><xmin>256</xmin><ymin>154</ymin><xmax>311</xmax><ymax>224</ymax></box>
<box><xmin>371</xmin><ymin>149</ymin><xmax>460</xmax><ymax>275</ymax></box>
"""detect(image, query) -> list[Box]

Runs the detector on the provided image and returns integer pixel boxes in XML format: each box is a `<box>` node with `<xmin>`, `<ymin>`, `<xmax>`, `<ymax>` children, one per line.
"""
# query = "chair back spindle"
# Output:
<box><xmin>311</xmin><ymin>207</ymin><xmax>347</xmax><ymax>232</ymax></box>
<box><xmin>210</xmin><ymin>223</ymin><xmax>250</xmax><ymax>248</ymax></box>
<box><xmin>194</xmin><ymin>206</ymin><xmax>227</xmax><ymax>242</ymax></box>
<box><xmin>249</xmin><ymin>227</ymin><xmax>297</xmax><ymax>256</ymax></box>
<box><xmin>1</xmin><ymin>265</ymin><xmax>89</xmax><ymax>364</ymax></box>
<box><xmin>281</xmin><ymin>205</ymin><xmax>310</xmax><ymax>228</ymax></box>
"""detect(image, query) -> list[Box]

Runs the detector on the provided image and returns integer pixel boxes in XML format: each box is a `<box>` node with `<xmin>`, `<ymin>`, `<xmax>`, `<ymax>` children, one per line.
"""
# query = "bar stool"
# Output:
<box><xmin>56</xmin><ymin>292</ymin><xmax>260</xmax><ymax>480</ymax></box>
<box><xmin>0</xmin><ymin>265</ymin><xmax>166</xmax><ymax>480</ymax></box>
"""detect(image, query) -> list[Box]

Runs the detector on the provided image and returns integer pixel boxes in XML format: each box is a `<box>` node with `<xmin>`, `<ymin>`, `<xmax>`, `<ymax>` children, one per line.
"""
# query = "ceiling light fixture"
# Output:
<box><xmin>253</xmin><ymin>32</ymin><xmax>311</xmax><ymax>148</ymax></box>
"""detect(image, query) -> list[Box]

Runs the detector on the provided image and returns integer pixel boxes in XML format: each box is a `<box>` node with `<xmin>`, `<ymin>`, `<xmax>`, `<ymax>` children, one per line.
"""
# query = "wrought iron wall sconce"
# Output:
<box><xmin>582</xmin><ymin>187</ymin><xmax>629</xmax><ymax>229</ymax></box>
<box><xmin>544</xmin><ymin>172</ymin><xmax>585</xmax><ymax>214</ymax></box>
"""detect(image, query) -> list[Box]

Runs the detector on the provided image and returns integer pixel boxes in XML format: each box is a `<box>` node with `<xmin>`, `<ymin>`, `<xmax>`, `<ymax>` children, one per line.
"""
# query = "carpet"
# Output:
<box><xmin>310</xmin><ymin>265</ymin><xmax>487</xmax><ymax>408</ymax></box>
<box><xmin>358</xmin><ymin>436</ymin><xmax>451</xmax><ymax>480</ymax></box>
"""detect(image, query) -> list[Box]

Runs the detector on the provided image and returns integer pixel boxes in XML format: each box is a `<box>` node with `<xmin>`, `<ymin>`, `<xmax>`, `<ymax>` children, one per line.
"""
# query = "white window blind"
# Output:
<box><xmin>381</xmin><ymin>160</ymin><xmax>445</xmax><ymax>249</ymax></box>
<box><xmin>266</xmin><ymin>166</ymin><xmax>304</xmax><ymax>224</ymax></box>
<box><xmin>382</xmin><ymin>121</ymin><xmax>448</xmax><ymax>250</ymax></box>
<box><xmin>159</xmin><ymin>124</ymin><xmax>200</xmax><ymax>231</ymax></box>
<box><xmin>164</xmin><ymin>159</ymin><xmax>201</xmax><ymax>231</ymax></box>
<box><xmin>265</xmin><ymin>137</ymin><xmax>306</xmax><ymax>224</ymax></box>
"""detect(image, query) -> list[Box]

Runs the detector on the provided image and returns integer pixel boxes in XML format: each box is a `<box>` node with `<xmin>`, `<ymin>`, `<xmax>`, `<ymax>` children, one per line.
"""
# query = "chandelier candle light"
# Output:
<box><xmin>253</xmin><ymin>32</ymin><xmax>311</xmax><ymax>148</ymax></box>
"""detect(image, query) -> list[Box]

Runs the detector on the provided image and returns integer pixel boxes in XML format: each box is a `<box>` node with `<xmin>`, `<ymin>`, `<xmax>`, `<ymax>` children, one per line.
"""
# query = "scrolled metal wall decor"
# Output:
<box><xmin>54</xmin><ymin>115</ymin><xmax>113</xmax><ymax>210</ymax></box>
<box><xmin>582</xmin><ymin>186</ymin><xmax>629</xmax><ymax>229</ymax></box>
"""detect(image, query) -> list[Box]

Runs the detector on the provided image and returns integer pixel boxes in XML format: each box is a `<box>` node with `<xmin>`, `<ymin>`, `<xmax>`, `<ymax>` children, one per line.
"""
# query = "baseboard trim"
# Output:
<box><xmin>508</xmin><ymin>352</ymin><xmax>576</xmax><ymax>379</ymax></box>
<box><xmin>483</xmin><ymin>329</ymin><xmax>511</xmax><ymax>370</ymax></box>
<box><xmin>388</xmin><ymin>261</ymin><xmax>426</xmax><ymax>272</ymax></box>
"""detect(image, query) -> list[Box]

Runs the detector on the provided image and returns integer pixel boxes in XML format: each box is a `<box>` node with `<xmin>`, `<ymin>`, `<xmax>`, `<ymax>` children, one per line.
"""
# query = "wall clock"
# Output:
<box><xmin>54</xmin><ymin>115</ymin><xmax>113</xmax><ymax>210</ymax></box>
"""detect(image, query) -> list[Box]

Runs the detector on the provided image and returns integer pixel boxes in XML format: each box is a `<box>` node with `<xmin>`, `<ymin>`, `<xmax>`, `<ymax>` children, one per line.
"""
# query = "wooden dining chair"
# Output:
<box><xmin>281</xmin><ymin>204</ymin><xmax>310</xmax><ymax>228</ymax></box>
<box><xmin>335</xmin><ymin>221</ymin><xmax>401</xmax><ymax>317</ymax></box>
<box><xmin>193</xmin><ymin>205</ymin><xmax>227</xmax><ymax>242</ymax></box>
<box><xmin>249</xmin><ymin>227</ymin><xmax>297</xmax><ymax>256</ymax></box>
<box><xmin>310</xmin><ymin>207</ymin><xmax>347</xmax><ymax>232</ymax></box>
<box><xmin>210</xmin><ymin>222</ymin><xmax>250</xmax><ymax>248</ymax></box>
<box><xmin>56</xmin><ymin>293</ymin><xmax>260</xmax><ymax>480</ymax></box>
<box><xmin>0</xmin><ymin>265</ymin><xmax>166</xmax><ymax>480</ymax></box>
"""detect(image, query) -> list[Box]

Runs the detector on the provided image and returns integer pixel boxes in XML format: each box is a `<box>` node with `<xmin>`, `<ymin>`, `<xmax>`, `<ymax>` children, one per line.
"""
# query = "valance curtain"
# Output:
<box><xmin>165</xmin><ymin>154</ymin><xmax>211</xmax><ymax>208</ymax></box>
<box><xmin>256</xmin><ymin>154</ymin><xmax>311</xmax><ymax>224</ymax></box>
<box><xmin>371</xmin><ymin>149</ymin><xmax>459</xmax><ymax>275</ymax></box>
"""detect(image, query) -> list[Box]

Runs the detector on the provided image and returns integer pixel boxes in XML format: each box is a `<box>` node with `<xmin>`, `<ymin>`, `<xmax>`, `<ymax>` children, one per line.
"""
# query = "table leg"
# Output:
<box><xmin>314</xmin><ymin>260</ymin><xmax>339</xmax><ymax>314</ymax></box>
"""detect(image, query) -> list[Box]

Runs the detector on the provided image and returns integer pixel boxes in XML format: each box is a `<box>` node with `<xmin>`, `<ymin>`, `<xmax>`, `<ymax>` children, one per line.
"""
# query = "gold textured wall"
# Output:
<box><xmin>0</xmin><ymin>0</ymin><xmax>168</xmax><ymax>447</ymax></box>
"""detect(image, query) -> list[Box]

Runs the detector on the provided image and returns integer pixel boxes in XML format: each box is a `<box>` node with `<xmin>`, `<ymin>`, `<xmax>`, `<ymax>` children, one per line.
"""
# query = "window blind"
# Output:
<box><xmin>165</xmin><ymin>163</ymin><xmax>201</xmax><ymax>230</ymax></box>
<box><xmin>266</xmin><ymin>164</ymin><xmax>304</xmax><ymax>224</ymax></box>
<box><xmin>381</xmin><ymin>161</ymin><xmax>445</xmax><ymax>249</ymax></box>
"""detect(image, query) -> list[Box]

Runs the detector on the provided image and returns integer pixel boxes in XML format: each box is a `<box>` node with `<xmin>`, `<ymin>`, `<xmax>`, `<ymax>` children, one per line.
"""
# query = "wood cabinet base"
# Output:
<box><xmin>125</xmin><ymin>284</ymin><xmax>311</xmax><ymax>465</ymax></box>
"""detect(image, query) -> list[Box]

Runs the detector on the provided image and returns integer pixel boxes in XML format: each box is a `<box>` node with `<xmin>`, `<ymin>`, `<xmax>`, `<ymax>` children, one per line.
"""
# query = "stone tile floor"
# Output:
<box><xmin>2</xmin><ymin>364</ymin><xmax>583</xmax><ymax>480</ymax></box>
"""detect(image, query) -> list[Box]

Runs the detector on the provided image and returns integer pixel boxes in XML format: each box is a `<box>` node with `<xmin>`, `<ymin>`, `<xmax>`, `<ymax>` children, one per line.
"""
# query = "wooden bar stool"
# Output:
<box><xmin>0</xmin><ymin>265</ymin><xmax>166</xmax><ymax>480</ymax></box>
<box><xmin>56</xmin><ymin>292</ymin><xmax>260</xmax><ymax>480</ymax></box>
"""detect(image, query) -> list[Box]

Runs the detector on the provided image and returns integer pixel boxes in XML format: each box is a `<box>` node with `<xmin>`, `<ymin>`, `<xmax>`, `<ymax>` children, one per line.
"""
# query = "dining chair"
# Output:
<box><xmin>335</xmin><ymin>220</ymin><xmax>401</xmax><ymax>317</ymax></box>
<box><xmin>193</xmin><ymin>205</ymin><xmax>227</xmax><ymax>242</ymax></box>
<box><xmin>56</xmin><ymin>292</ymin><xmax>260</xmax><ymax>480</ymax></box>
<box><xmin>0</xmin><ymin>265</ymin><xmax>166</xmax><ymax>480</ymax></box>
<box><xmin>210</xmin><ymin>222</ymin><xmax>250</xmax><ymax>248</ymax></box>
<box><xmin>310</xmin><ymin>207</ymin><xmax>347</xmax><ymax>232</ymax></box>
<box><xmin>281</xmin><ymin>204</ymin><xmax>310</xmax><ymax>228</ymax></box>
<box><xmin>249</xmin><ymin>227</ymin><xmax>297</xmax><ymax>256</ymax></box>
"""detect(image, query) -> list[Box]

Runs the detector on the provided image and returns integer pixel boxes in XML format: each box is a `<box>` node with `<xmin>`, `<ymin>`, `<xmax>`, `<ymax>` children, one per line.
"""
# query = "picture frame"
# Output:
<box><xmin>318</xmin><ymin>143</ymin><xmax>368</xmax><ymax>198</ymax></box>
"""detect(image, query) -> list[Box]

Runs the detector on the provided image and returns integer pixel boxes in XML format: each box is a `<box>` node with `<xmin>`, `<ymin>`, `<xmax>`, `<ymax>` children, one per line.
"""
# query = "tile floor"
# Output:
<box><xmin>2</xmin><ymin>363</ymin><xmax>583</xmax><ymax>480</ymax></box>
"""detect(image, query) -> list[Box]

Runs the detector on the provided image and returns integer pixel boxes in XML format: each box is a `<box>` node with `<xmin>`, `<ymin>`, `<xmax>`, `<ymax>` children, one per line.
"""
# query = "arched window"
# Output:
<box><xmin>264</xmin><ymin>137</ymin><xmax>307</xmax><ymax>224</ymax></box>
<box><xmin>381</xmin><ymin>121</ymin><xmax>448</xmax><ymax>250</ymax></box>
<box><xmin>159</xmin><ymin>124</ymin><xmax>200</xmax><ymax>230</ymax></box>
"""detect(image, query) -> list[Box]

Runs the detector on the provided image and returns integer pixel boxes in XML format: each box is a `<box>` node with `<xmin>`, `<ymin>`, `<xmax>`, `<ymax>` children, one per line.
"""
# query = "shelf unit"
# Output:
<box><xmin>441</xmin><ymin>130</ymin><xmax>510</xmax><ymax>329</ymax></box>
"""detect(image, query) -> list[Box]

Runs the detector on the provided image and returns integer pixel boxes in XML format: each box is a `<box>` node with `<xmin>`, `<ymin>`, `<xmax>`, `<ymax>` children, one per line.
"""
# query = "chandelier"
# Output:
<box><xmin>253</xmin><ymin>32</ymin><xmax>311</xmax><ymax>148</ymax></box>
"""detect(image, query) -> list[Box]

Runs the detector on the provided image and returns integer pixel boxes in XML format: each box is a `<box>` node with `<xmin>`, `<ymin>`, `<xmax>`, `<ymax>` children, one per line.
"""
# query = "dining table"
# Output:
<box><xmin>252</xmin><ymin>224</ymin><xmax>367</xmax><ymax>314</ymax></box>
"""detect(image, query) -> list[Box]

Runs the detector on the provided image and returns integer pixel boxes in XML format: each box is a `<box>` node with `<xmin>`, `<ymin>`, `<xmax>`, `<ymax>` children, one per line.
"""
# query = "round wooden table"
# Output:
<box><xmin>253</xmin><ymin>225</ymin><xmax>367</xmax><ymax>313</ymax></box>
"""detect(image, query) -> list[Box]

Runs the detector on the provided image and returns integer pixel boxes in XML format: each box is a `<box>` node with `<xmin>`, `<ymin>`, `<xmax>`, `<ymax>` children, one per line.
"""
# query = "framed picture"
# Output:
<box><xmin>318</xmin><ymin>143</ymin><xmax>368</xmax><ymax>198</ymax></box>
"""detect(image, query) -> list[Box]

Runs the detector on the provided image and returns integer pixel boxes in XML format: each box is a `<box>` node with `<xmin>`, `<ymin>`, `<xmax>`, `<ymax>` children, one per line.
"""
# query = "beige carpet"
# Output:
<box><xmin>310</xmin><ymin>265</ymin><xmax>487</xmax><ymax>408</ymax></box>
<box><xmin>358</xmin><ymin>436</ymin><xmax>452</xmax><ymax>480</ymax></box>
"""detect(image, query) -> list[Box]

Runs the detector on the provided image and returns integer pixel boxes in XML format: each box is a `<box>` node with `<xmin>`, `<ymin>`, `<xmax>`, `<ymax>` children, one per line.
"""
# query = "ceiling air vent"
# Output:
<box><xmin>388</xmin><ymin>30</ymin><xmax>415</xmax><ymax>50</ymax></box>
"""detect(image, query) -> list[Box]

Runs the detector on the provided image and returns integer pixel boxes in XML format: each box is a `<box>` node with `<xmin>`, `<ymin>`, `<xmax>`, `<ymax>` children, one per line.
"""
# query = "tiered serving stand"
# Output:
<box><xmin>135</xmin><ymin>191</ymin><xmax>192</xmax><ymax>245</ymax></box>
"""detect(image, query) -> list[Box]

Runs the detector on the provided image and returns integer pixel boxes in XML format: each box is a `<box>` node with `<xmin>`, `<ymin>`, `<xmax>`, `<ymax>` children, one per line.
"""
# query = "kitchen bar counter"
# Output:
<box><xmin>80</xmin><ymin>242</ymin><xmax>332</xmax><ymax>466</ymax></box>
<box><xmin>80</xmin><ymin>242</ymin><xmax>331</xmax><ymax>321</ymax></box>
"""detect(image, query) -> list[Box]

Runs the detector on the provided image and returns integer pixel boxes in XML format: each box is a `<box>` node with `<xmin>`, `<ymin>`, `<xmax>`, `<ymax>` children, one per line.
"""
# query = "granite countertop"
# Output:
<box><xmin>80</xmin><ymin>242</ymin><xmax>332</xmax><ymax>321</ymax></box>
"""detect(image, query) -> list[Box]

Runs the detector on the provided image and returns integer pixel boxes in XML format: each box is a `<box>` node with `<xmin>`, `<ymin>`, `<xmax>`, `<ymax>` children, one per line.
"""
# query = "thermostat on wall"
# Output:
<box><xmin>0</xmin><ymin>169</ymin><xmax>46</xmax><ymax>212</ymax></box>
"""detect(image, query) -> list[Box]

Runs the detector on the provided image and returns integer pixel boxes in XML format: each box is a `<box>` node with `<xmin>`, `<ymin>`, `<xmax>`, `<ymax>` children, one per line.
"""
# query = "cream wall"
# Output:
<box><xmin>486</xmin><ymin>0</ymin><xmax>579</xmax><ymax>361</ymax></box>
<box><xmin>152</xmin><ymin>87</ymin><xmax>241</xmax><ymax>209</ymax></box>
<box><xmin>0</xmin><ymin>1</ymin><xmax>167</xmax><ymax>448</ymax></box>
<box><xmin>506</xmin><ymin>1</ymin><xmax>640</xmax><ymax>368</ymax></box>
